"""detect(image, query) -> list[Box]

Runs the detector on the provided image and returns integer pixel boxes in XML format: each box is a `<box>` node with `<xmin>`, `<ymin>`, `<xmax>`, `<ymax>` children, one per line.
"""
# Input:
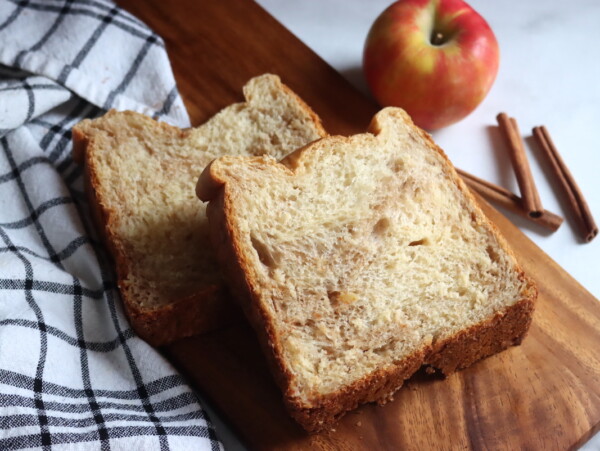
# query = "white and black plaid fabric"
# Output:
<box><xmin>0</xmin><ymin>1</ymin><xmax>222</xmax><ymax>449</ymax></box>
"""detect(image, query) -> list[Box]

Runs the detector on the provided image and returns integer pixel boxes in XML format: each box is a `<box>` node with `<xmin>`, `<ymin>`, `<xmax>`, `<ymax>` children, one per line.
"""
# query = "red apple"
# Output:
<box><xmin>363</xmin><ymin>0</ymin><xmax>499</xmax><ymax>130</ymax></box>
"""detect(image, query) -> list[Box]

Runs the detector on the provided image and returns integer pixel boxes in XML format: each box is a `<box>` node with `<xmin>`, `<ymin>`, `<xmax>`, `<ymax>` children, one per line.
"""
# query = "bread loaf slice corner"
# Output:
<box><xmin>197</xmin><ymin>107</ymin><xmax>537</xmax><ymax>432</ymax></box>
<box><xmin>72</xmin><ymin>74</ymin><xmax>326</xmax><ymax>346</ymax></box>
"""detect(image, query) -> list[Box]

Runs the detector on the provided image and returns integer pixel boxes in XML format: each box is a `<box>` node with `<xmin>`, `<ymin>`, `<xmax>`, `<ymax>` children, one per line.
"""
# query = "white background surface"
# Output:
<box><xmin>207</xmin><ymin>1</ymin><xmax>600</xmax><ymax>449</ymax></box>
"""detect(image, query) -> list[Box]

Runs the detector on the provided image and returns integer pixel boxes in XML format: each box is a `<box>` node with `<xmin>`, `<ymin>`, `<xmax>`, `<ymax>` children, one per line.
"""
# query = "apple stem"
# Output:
<box><xmin>431</xmin><ymin>31</ymin><xmax>445</xmax><ymax>46</ymax></box>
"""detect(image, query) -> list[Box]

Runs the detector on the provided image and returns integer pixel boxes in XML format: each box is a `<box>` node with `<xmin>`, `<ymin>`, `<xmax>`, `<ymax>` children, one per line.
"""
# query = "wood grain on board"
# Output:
<box><xmin>116</xmin><ymin>1</ymin><xmax>600</xmax><ymax>449</ymax></box>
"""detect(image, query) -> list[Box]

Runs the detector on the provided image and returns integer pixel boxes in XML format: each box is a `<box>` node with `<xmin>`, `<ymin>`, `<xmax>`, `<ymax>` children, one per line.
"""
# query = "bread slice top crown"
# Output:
<box><xmin>198</xmin><ymin>107</ymin><xmax>534</xmax><ymax>404</ymax></box>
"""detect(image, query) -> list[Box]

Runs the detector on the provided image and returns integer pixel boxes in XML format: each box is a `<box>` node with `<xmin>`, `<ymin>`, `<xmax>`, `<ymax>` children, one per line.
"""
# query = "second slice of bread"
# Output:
<box><xmin>197</xmin><ymin>107</ymin><xmax>537</xmax><ymax>432</ymax></box>
<box><xmin>72</xmin><ymin>74</ymin><xmax>326</xmax><ymax>346</ymax></box>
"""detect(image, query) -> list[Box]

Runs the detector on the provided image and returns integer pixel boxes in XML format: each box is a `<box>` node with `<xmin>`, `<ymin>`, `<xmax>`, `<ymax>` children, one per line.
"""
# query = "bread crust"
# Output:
<box><xmin>199</xmin><ymin>107</ymin><xmax>538</xmax><ymax>432</ymax></box>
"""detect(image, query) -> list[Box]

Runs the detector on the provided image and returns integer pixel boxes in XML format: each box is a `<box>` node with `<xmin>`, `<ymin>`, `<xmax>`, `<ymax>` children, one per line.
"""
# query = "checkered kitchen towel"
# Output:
<box><xmin>0</xmin><ymin>1</ymin><xmax>222</xmax><ymax>449</ymax></box>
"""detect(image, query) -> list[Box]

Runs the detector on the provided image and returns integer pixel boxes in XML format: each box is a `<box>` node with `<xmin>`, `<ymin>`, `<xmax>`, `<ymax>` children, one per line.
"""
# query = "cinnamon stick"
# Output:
<box><xmin>457</xmin><ymin>168</ymin><xmax>563</xmax><ymax>231</ymax></box>
<box><xmin>532</xmin><ymin>126</ymin><xmax>598</xmax><ymax>242</ymax></box>
<box><xmin>496</xmin><ymin>113</ymin><xmax>544</xmax><ymax>218</ymax></box>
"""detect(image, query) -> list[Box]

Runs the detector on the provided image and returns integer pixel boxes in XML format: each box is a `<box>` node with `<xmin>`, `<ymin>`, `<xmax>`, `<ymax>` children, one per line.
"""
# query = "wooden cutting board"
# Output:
<box><xmin>117</xmin><ymin>1</ymin><xmax>600</xmax><ymax>449</ymax></box>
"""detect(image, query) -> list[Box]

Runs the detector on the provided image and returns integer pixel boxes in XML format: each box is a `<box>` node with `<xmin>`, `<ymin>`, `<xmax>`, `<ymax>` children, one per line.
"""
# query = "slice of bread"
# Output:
<box><xmin>72</xmin><ymin>74</ymin><xmax>326</xmax><ymax>346</ymax></box>
<box><xmin>197</xmin><ymin>107</ymin><xmax>537</xmax><ymax>432</ymax></box>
